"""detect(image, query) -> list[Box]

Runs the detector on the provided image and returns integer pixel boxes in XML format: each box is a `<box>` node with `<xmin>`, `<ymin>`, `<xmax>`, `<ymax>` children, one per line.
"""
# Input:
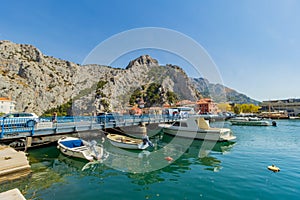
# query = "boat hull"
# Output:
<box><xmin>160</xmin><ymin>125</ymin><xmax>236</xmax><ymax>142</ymax></box>
<box><xmin>57</xmin><ymin>137</ymin><xmax>104</xmax><ymax>161</ymax></box>
<box><xmin>230</xmin><ymin>121</ymin><xmax>270</xmax><ymax>126</ymax></box>
<box><xmin>106</xmin><ymin>134</ymin><xmax>149</xmax><ymax>150</ymax></box>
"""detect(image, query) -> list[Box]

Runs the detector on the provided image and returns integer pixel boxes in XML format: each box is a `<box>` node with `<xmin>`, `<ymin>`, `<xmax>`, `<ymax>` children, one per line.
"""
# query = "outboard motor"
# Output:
<box><xmin>142</xmin><ymin>135</ymin><xmax>154</xmax><ymax>147</ymax></box>
<box><xmin>272</xmin><ymin>121</ymin><xmax>277</xmax><ymax>127</ymax></box>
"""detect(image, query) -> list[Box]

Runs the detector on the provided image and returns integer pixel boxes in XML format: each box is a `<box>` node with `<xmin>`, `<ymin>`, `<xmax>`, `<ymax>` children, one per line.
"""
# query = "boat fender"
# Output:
<box><xmin>267</xmin><ymin>165</ymin><xmax>280</xmax><ymax>172</ymax></box>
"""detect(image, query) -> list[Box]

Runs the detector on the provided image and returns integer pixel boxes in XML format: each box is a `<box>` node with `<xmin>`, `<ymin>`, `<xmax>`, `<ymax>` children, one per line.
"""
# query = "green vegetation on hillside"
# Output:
<box><xmin>166</xmin><ymin>91</ymin><xmax>178</xmax><ymax>105</ymax></box>
<box><xmin>95</xmin><ymin>80</ymin><xmax>108</xmax><ymax>98</ymax></box>
<box><xmin>129</xmin><ymin>83</ymin><xmax>178</xmax><ymax>107</ymax></box>
<box><xmin>41</xmin><ymin>100</ymin><xmax>73</xmax><ymax>117</ymax></box>
<box><xmin>145</xmin><ymin>83</ymin><xmax>161</xmax><ymax>106</ymax></box>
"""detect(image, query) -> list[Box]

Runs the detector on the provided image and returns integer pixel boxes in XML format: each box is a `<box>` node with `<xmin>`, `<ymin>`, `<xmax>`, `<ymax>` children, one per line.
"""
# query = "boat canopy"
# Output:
<box><xmin>61</xmin><ymin>140</ymin><xmax>83</xmax><ymax>148</ymax></box>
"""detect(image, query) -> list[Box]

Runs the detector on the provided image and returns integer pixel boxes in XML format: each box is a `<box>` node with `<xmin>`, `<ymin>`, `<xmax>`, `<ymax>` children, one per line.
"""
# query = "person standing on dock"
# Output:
<box><xmin>52</xmin><ymin>112</ymin><xmax>57</xmax><ymax>123</ymax></box>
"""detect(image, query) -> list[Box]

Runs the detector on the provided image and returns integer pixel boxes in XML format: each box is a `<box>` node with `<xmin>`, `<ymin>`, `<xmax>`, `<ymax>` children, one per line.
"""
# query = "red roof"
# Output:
<box><xmin>0</xmin><ymin>97</ymin><xmax>11</xmax><ymax>101</ymax></box>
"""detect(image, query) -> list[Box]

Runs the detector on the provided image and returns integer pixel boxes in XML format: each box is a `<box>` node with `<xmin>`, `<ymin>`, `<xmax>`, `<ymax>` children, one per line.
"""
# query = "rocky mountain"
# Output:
<box><xmin>0</xmin><ymin>41</ymin><xmax>201</xmax><ymax>116</ymax></box>
<box><xmin>191</xmin><ymin>77</ymin><xmax>260</xmax><ymax>105</ymax></box>
<box><xmin>0</xmin><ymin>40</ymin><xmax>259</xmax><ymax>116</ymax></box>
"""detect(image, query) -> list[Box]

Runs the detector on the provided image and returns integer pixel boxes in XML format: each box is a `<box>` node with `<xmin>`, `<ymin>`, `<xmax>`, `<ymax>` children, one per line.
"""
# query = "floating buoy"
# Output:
<box><xmin>268</xmin><ymin>165</ymin><xmax>280</xmax><ymax>172</ymax></box>
<box><xmin>165</xmin><ymin>156</ymin><xmax>173</xmax><ymax>162</ymax></box>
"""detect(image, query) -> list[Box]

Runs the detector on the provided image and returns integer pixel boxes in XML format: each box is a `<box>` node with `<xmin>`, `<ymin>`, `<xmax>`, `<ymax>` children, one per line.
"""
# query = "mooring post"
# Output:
<box><xmin>25</xmin><ymin>136</ymin><xmax>32</xmax><ymax>152</ymax></box>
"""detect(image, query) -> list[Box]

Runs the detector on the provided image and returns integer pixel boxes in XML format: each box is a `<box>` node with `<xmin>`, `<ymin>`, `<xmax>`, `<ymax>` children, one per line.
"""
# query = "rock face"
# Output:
<box><xmin>93</xmin><ymin>55</ymin><xmax>201</xmax><ymax>113</ymax></box>
<box><xmin>0</xmin><ymin>40</ymin><xmax>111</xmax><ymax>115</ymax></box>
<box><xmin>0</xmin><ymin>41</ymin><xmax>201</xmax><ymax>115</ymax></box>
<box><xmin>191</xmin><ymin>77</ymin><xmax>260</xmax><ymax>105</ymax></box>
<box><xmin>0</xmin><ymin>40</ymin><xmax>258</xmax><ymax>116</ymax></box>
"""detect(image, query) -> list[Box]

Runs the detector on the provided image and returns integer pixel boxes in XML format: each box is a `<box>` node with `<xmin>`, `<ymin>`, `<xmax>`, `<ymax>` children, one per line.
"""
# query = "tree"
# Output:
<box><xmin>233</xmin><ymin>103</ymin><xmax>260</xmax><ymax>114</ymax></box>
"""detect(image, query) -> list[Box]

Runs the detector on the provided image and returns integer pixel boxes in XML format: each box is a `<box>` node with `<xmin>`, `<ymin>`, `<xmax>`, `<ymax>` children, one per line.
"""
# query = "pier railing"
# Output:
<box><xmin>0</xmin><ymin>114</ymin><xmax>180</xmax><ymax>139</ymax></box>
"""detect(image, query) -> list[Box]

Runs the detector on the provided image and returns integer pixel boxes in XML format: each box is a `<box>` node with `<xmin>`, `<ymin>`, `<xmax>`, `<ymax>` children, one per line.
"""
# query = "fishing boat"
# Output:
<box><xmin>57</xmin><ymin>137</ymin><xmax>105</xmax><ymax>161</ymax></box>
<box><xmin>106</xmin><ymin>134</ymin><xmax>151</xmax><ymax>150</ymax></box>
<box><xmin>158</xmin><ymin>116</ymin><xmax>236</xmax><ymax>142</ymax></box>
<box><xmin>229</xmin><ymin>117</ymin><xmax>276</xmax><ymax>126</ymax></box>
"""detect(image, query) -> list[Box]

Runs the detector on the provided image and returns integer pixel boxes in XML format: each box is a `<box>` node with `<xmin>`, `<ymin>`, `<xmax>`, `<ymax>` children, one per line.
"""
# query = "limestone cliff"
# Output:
<box><xmin>191</xmin><ymin>77</ymin><xmax>260</xmax><ymax>105</ymax></box>
<box><xmin>0</xmin><ymin>41</ymin><xmax>200</xmax><ymax>115</ymax></box>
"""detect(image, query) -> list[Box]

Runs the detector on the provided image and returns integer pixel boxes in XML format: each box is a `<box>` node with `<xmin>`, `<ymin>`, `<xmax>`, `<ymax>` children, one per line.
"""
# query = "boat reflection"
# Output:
<box><xmin>18</xmin><ymin>133</ymin><xmax>235</xmax><ymax>193</ymax></box>
<box><xmin>159</xmin><ymin>134</ymin><xmax>235</xmax><ymax>172</ymax></box>
<box><xmin>101</xmin><ymin>132</ymin><xmax>235</xmax><ymax>174</ymax></box>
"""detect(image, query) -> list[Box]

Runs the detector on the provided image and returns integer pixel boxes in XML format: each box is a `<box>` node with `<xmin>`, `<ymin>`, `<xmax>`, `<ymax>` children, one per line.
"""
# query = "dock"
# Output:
<box><xmin>0</xmin><ymin>145</ymin><xmax>31</xmax><ymax>183</ymax></box>
<box><xmin>0</xmin><ymin>188</ymin><xmax>26</xmax><ymax>200</ymax></box>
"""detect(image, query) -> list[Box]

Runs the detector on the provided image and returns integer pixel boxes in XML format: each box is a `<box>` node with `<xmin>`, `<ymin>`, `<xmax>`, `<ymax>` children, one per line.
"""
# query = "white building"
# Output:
<box><xmin>0</xmin><ymin>97</ymin><xmax>16</xmax><ymax>114</ymax></box>
<box><xmin>261</xmin><ymin>98</ymin><xmax>300</xmax><ymax>116</ymax></box>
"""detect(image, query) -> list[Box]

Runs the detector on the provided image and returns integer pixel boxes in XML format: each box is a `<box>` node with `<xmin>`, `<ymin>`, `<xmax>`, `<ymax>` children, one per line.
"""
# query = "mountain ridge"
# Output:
<box><xmin>191</xmin><ymin>77</ymin><xmax>260</xmax><ymax>105</ymax></box>
<box><xmin>0</xmin><ymin>40</ymin><xmax>259</xmax><ymax>115</ymax></box>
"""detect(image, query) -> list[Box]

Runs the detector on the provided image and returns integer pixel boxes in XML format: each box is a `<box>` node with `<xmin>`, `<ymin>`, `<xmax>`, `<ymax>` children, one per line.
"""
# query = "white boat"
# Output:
<box><xmin>229</xmin><ymin>117</ymin><xmax>276</xmax><ymax>126</ymax></box>
<box><xmin>289</xmin><ymin>116</ymin><xmax>300</xmax><ymax>120</ymax></box>
<box><xmin>57</xmin><ymin>137</ymin><xmax>105</xmax><ymax>161</ymax></box>
<box><xmin>106</xmin><ymin>134</ymin><xmax>150</xmax><ymax>150</ymax></box>
<box><xmin>159</xmin><ymin>117</ymin><xmax>236</xmax><ymax>142</ymax></box>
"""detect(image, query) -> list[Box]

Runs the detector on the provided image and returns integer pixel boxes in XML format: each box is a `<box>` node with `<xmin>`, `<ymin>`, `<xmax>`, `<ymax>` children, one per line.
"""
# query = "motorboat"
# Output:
<box><xmin>106</xmin><ymin>133</ymin><xmax>152</xmax><ymax>150</ymax></box>
<box><xmin>229</xmin><ymin>117</ymin><xmax>276</xmax><ymax>126</ymax></box>
<box><xmin>158</xmin><ymin>116</ymin><xmax>236</xmax><ymax>142</ymax></box>
<box><xmin>57</xmin><ymin>137</ymin><xmax>105</xmax><ymax>161</ymax></box>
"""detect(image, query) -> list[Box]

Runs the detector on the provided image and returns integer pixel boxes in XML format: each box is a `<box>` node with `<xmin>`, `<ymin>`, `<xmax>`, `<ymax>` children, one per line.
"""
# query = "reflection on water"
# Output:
<box><xmin>0</xmin><ymin>131</ymin><xmax>235</xmax><ymax>199</ymax></box>
<box><xmin>161</xmin><ymin>134</ymin><xmax>235</xmax><ymax>172</ymax></box>
<box><xmin>2</xmin><ymin>120</ymin><xmax>300</xmax><ymax>200</ymax></box>
<box><xmin>101</xmin><ymin>132</ymin><xmax>235</xmax><ymax>174</ymax></box>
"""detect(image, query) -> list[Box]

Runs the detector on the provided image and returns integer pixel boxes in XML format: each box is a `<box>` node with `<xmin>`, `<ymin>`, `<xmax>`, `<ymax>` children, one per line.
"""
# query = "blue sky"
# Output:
<box><xmin>1</xmin><ymin>0</ymin><xmax>299</xmax><ymax>101</ymax></box>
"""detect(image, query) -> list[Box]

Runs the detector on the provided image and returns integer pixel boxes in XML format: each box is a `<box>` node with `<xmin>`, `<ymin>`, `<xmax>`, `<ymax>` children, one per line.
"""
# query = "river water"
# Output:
<box><xmin>1</xmin><ymin>120</ymin><xmax>300</xmax><ymax>200</ymax></box>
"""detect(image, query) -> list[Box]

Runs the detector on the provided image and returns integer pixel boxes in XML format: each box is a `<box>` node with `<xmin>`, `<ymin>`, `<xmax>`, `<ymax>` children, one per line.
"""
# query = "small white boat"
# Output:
<box><xmin>230</xmin><ymin>117</ymin><xmax>276</xmax><ymax>126</ymax></box>
<box><xmin>159</xmin><ymin>117</ymin><xmax>236</xmax><ymax>142</ymax></box>
<box><xmin>57</xmin><ymin>137</ymin><xmax>105</xmax><ymax>161</ymax></box>
<box><xmin>106</xmin><ymin>134</ymin><xmax>150</xmax><ymax>150</ymax></box>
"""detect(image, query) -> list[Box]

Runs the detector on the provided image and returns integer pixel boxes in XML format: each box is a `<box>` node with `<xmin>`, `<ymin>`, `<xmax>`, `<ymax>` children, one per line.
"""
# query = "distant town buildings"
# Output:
<box><xmin>260</xmin><ymin>98</ymin><xmax>300</xmax><ymax>116</ymax></box>
<box><xmin>0</xmin><ymin>97</ymin><xmax>16</xmax><ymax>114</ymax></box>
<box><xmin>195</xmin><ymin>98</ymin><xmax>219</xmax><ymax>114</ymax></box>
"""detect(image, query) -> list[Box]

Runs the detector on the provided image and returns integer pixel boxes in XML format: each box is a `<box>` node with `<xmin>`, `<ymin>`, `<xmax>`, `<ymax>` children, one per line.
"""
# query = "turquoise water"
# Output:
<box><xmin>1</xmin><ymin>120</ymin><xmax>300</xmax><ymax>199</ymax></box>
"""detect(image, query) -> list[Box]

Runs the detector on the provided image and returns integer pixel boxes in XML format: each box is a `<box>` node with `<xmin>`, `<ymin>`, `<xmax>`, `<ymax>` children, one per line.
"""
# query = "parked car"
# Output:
<box><xmin>0</xmin><ymin>112</ymin><xmax>39</xmax><ymax>127</ymax></box>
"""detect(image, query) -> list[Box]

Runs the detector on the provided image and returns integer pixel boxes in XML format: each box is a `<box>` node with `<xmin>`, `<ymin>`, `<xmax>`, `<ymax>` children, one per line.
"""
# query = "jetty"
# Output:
<box><xmin>0</xmin><ymin>145</ymin><xmax>31</xmax><ymax>183</ymax></box>
<box><xmin>0</xmin><ymin>188</ymin><xmax>26</xmax><ymax>200</ymax></box>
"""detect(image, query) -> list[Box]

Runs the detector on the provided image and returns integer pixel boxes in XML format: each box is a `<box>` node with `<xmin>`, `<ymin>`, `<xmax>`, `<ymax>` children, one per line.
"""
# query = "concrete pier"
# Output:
<box><xmin>0</xmin><ymin>146</ymin><xmax>31</xmax><ymax>183</ymax></box>
<box><xmin>0</xmin><ymin>188</ymin><xmax>26</xmax><ymax>200</ymax></box>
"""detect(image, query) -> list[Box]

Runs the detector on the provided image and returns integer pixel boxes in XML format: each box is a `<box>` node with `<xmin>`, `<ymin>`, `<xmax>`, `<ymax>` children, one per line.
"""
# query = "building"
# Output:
<box><xmin>195</xmin><ymin>98</ymin><xmax>219</xmax><ymax>114</ymax></box>
<box><xmin>0</xmin><ymin>97</ymin><xmax>16</xmax><ymax>114</ymax></box>
<box><xmin>260</xmin><ymin>98</ymin><xmax>300</xmax><ymax>116</ymax></box>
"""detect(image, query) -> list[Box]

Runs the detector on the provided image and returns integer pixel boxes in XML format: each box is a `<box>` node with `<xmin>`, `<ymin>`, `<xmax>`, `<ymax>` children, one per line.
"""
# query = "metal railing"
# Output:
<box><xmin>0</xmin><ymin>117</ymin><xmax>36</xmax><ymax>138</ymax></box>
<box><xmin>0</xmin><ymin>114</ymin><xmax>181</xmax><ymax>139</ymax></box>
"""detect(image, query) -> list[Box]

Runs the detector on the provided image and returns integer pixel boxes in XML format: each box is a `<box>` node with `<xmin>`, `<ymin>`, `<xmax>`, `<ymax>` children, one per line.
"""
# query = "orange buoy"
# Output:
<box><xmin>165</xmin><ymin>156</ymin><xmax>173</xmax><ymax>162</ymax></box>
